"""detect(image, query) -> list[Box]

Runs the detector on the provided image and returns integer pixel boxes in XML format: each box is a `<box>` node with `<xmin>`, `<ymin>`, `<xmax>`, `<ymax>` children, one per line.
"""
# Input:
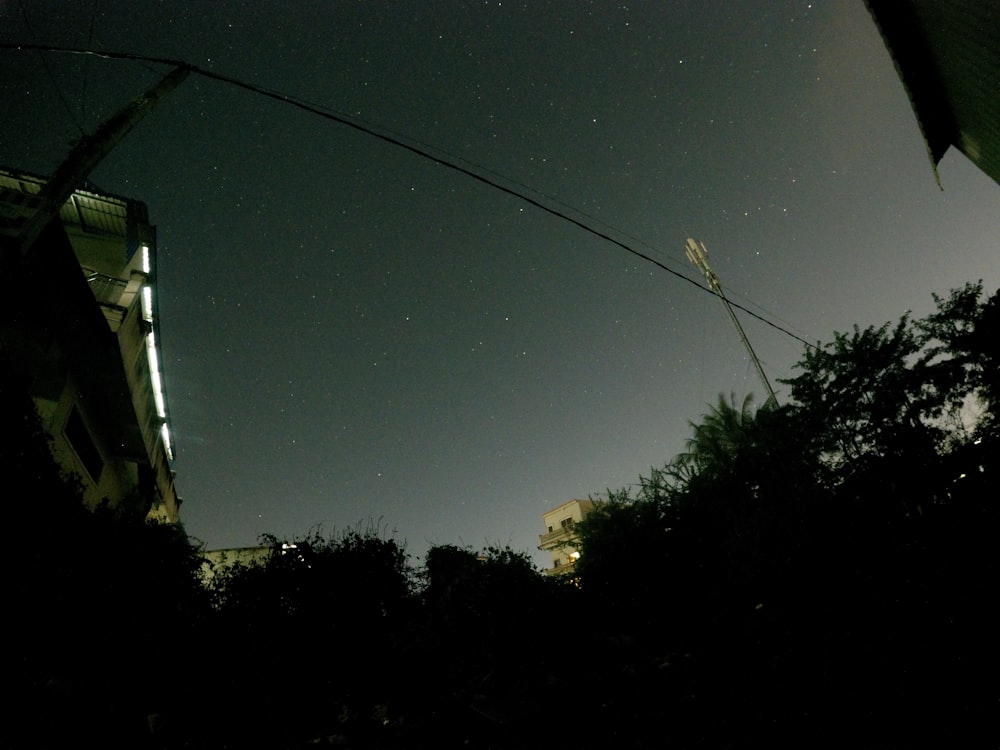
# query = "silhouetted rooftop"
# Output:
<box><xmin>866</xmin><ymin>0</ymin><xmax>1000</xmax><ymax>186</ymax></box>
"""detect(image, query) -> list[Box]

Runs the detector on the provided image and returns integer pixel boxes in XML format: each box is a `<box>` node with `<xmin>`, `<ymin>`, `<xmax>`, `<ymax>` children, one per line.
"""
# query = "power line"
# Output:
<box><xmin>2</xmin><ymin>42</ymin><xmax>817</xmax><ymax>351</ymax></box>
<box><xmin>13</xmin><ymin>10</ymin><xmax>84</xmax><ymax>136</ymax></box>
<box><xmin>80</xmin><ymin>0</ymin><xmax>102</xmax><ymax>125</ymax></box>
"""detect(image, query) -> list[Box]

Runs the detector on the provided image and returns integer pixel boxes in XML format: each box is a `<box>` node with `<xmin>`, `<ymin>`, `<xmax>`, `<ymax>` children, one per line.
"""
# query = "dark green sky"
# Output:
<box><xmin>4</xmin><ymin>1</ymin><xmax>999</xmax><ymax>564</ymax></box>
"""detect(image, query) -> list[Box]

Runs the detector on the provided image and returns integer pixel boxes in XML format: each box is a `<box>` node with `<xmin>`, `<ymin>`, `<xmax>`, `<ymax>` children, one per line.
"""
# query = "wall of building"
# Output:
<box><xmin>1</xmin><ymin>167</ymin><xmax>179</xmax><ymax>523</ymax></box>
<box><xmin>539</xmin><ymin>499</ymin><xmax>597</xmax><ymax>575</ymax></box>
<box><xmin>34</xmin><ymin>378</ymin><xmax>133</xmax><ymax>509</ymax></box>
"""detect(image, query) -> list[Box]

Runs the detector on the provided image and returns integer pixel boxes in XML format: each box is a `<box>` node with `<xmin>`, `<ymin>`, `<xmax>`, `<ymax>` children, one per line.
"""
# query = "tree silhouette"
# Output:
<box><xmin>1</xmin><ymin>357</ymin><xmax>209</xmax><ymax>749</ymax></box>
<box><xmin>572</xmin><ymin>284</ymin><xmax>1000</xmax><ymax>747</ymax></box>
<box><xmin>190</xmin><ymin>527</ymin><xmax>416</xmax><ymax>747</ymax></box>
<box><xmin>675</xmin><ymin>392</ymin><xmax>760</xmax><ymax>480</ymax></box>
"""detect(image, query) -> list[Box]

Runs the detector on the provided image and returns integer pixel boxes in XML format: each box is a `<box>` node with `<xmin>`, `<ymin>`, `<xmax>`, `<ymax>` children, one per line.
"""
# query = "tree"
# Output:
<box><xmin>412</xmin><ymin>544</ymin><xmax>578</xmax><ymax>745</ymax></box>
<box><xmin>783</xmin><ymin>317</ymin><xmax>931</xmax><ymax>469</ymax></box>
<box><xmin>569</xmin><ymin>284</ymin><xmax>1000</xmax><ymax>746</ymax></box>
<box><xmin>917</xmin><ymin>281</ymin><xmax>1000</xmax><ymax>441</ymax></box>
<box><xmin>1</xmin><ymin>358</ymin><xmax>209</xmax><ymax>749</ymax></box>
<box><xmin>190</xmin><ymin>525</ymin><xmax>417</xmax><ymax>747</ymax></box>
<box><xmin>674</xmin><ymin>392</ymin><xmax>760</xmax><ymax>481</ymax></box>
<box><xmin>782</xmin><ymin>283</ymin><xmax>1000</xmax><ymax>474</ymax></box>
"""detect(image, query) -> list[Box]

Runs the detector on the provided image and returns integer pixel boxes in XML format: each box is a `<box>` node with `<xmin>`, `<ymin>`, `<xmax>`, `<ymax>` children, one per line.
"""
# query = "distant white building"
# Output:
<box><xmin>538</xmin><ymin>499</ymin><xmax>597</xmax><ymax>576</ymax></box>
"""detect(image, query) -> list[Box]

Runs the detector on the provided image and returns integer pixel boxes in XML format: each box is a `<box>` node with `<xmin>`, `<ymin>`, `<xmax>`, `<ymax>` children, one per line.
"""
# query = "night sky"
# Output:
<box><xmin>4</xmin><ymin>1</ymin><xmax>1000</xmax><ymax>566</ymax></box>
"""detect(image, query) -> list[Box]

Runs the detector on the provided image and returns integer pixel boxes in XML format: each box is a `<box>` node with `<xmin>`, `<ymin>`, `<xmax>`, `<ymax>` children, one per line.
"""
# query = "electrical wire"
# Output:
<box><xmin>80</xmin><ymin>0</ymin><xmax>101</xmax><ymax>126</ymax></box>
<box><xmin>13</xmin><ymin>11</ymin><xmax>84</xmax><ymax>136</ymax></box>
<box><xmin>2</xmin><ymin>42</ymin><xmax>817</xmax><ymax>351</ymax></box>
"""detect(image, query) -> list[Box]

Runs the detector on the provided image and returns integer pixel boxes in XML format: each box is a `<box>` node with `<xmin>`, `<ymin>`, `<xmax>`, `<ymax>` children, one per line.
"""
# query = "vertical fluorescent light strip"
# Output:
<box><xmin>141</xmin><ymin>244</ymin><xmax>151</xmax><ymax>274</ymax></box>
<box><xmin>161</xmin><ymin>423</ymin><xmax>174</xmax><ymax>461</ymax></box>
<box><xmin>142</xmin><ymin>286</ymin><xmax>154</xmax><ymax>322</ymax></box>
<box><xmin>141</xmin><ymin>275</ymin><xmax>173</xmax><ymax>462</ymax></box>
<box><xmin>146</xmin><ymin>332</ymin><xmax>166</xmax><ymax>418</ymax></box>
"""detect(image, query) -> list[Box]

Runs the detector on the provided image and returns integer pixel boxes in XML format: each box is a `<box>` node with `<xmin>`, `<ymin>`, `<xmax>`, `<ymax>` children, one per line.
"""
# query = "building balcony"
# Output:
<box><xmin>539</xmin><ymin>527</ymin><xmax>575</xmax><ymax>548</ymax></box>
<box><xmin>86</xmin><ymin>268</ymin><xmax>146</xmax><ymax>331</ymax></box>
<box><xmin>87</xmin><ymin>271</ymin><xmax>127</xmax><ymax>306</ymax></box>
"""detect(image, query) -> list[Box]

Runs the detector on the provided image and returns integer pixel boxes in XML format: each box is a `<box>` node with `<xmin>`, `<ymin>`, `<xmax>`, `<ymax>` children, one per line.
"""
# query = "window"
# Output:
<box><xmin>64</xmin><ymin>406</ymin><xmax>103</xmax><ymax>482</ymax></box>
<box><xmin>560</xmin><ymin>517</ymin><xmax>575</xmax><ymax>530</ymax></box>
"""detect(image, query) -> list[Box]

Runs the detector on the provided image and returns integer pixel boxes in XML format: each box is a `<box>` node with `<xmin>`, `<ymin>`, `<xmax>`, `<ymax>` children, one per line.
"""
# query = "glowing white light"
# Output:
<box><xmin>140</xmin><ymin>269</ymin><xmax>173</xmax><ymax>464</ymax></box>
<box><xmin>142</xmin><ymin>286</ymin><xmax>153</xmax><ymax>322</ymax></box>
<box><xmin>161</xmin><ymin>423</ymin><xmax>174</xmax><ymax>461</ymax></box>
<box><xmin>146</xmin><ymin>331</ymin><xmax>166</xmax><ymax>418</ymax></box>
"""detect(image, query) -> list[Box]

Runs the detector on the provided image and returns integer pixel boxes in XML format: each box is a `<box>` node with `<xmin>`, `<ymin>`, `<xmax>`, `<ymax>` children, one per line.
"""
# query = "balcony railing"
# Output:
<box><xmin>539</xmin><ymin>527</ymin><xmax>578</xmax><ymax>547</ymax></box>
<box><xmin>86</xmin><ymin>271</ymin><xmax>127</xmax><ymax>307</ymax></box>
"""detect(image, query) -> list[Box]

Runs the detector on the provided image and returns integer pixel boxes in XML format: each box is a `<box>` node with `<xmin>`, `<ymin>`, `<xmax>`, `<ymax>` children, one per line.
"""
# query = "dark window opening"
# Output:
<box><xmin>65</xmin><ymin>406</ymin><xmax>103</xmax><ymax>483</ymax></box>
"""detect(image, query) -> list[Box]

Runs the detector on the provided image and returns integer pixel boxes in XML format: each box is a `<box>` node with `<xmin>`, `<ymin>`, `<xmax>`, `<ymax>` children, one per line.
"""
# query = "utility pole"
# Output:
<box><xmin>685</xmin><ymin>237</ymin><xmax>777</xmax><ymax>405</ymax></box>
<box><xmin>16</xmin><ymin>64</ymin><xmax>190</xmax><ymax>256</ymax></box>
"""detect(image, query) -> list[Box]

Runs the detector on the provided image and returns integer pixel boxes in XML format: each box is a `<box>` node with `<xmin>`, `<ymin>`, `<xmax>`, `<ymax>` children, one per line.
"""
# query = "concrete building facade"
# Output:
<box><xmin>538</xmin><ymin>498</ymin><xmax>596</xmax><ymax>576</ymax></box>
<box><xmin>0</xmin><ymin>167</ymin><xmax>179</xmax><ymax>522</ymax></box>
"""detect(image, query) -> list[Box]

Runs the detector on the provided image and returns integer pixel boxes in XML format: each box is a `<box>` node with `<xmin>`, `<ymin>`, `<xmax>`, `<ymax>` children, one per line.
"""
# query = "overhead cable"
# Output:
<box><xmin>2</xmin><ymin>42</ymin><xmax>817</xmax><ymax>350</ymax></box>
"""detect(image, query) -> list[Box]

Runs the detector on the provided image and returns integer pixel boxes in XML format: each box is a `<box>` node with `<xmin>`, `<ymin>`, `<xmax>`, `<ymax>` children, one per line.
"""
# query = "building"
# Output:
<box><xmin>538</xmin><ymin>498</ymin><xmax>596</xmax><ymax>576</ymax></box>
<box><xmin>0</xmin><ymin>166</ymin><xmax>180</xmax><ymax>522</ymax></box>
<box><xmin>199</xmin><ymin>545</ymin><xmax>274</xmax><ymax>585</ymax></box>
<box><xmin>865</xmin><ymin>0</ymin><xmax>1000</xmax><ymax>186</ymax></box>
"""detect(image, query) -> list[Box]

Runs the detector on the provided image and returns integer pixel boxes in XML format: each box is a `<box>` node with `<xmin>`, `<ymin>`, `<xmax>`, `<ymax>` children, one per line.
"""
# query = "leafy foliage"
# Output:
<box><xmin>1</xmin><ymin>359</ymin><xmax>208</xmax><ymax>749</ymax></box>
<box><xmin>571</xmin><ymin>283</ymin><xmax>1000</xmax><ymax>746</ymax></box>
<box><xmin>6</xmin><ymin>284</ymin><xmax>1000</xmax><ymax>747</ymax></box>
<box><xmin>783</xmin><ymin>282</ymin><xmax>993</xmax><ymax>469</ymax></box>
<box><xmin>189</xmin><ymin>525</ymin><xmax>417</xmax><ymax>746</ymax></box>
